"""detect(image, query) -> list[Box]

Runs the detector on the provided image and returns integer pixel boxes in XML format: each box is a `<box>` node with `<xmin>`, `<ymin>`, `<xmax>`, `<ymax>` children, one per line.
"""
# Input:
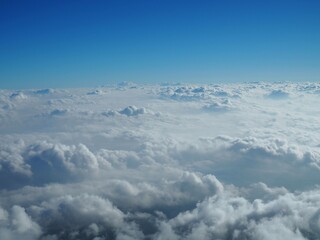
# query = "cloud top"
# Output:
<box><xmin>1</xmin><ymin>82</ymin><xmax>320</xmax><ymax>239</ymax></box>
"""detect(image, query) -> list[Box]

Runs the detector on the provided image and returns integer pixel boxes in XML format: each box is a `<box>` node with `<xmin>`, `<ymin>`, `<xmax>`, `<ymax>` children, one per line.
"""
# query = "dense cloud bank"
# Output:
<box><xmin>1</xmin><ymin>82</ymin><xmax>320</xmax><ymax>239</ymax></box>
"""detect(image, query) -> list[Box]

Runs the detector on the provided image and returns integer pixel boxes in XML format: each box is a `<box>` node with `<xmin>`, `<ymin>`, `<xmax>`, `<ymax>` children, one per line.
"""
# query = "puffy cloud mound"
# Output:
<box><xmin>34</xmin><ymin>89</ymin><xmax>54</xmax><ymax>95</ymax></box>
<box><xmin>0</xmin><ymin>205</ymin><xmax>41</xmax><ymax>240</ymax></box>
<box><xmin>87</xmin><ymin>89</ymin><xmax>106</xmax><ymax>95</ymax></box>
<box><xmin>49</xmin><ymin>109</ymin><xmax>69</xmax><ymax>116</ymax></box>
<box><xmin>158</xmin><ymin>85</ymin><xmax>241</xmax><ymax>101</ymax></box>
<box><xmin>166</xmin><ymin>136</ymin><xmax>320</xmax><ymax>190</ymax></box>
<box><xmin>31</xmin><ymin>195</ymin><xmax>125</xmax><ymax>234</ymax></box>
<box><xmin>0</xmin><ymin>141</ymin><xmax>103</xmax><ymax>189</ymax></box>
<box><xmin>266</xmin><ymin>89</ymin><xmax>289</xmax><ymax>99</ymax></box>
<box><xmin>102</xmin><ymin>105</ymin><xmax>146</xmax><ymax>117</ymax></box>
<box><xmin>9</xmin><ymin>92</ymin><xmax>27</xmax><ymax>100</ymax></box>
<box><xmin>25</xmin><ymin>142</ymin><xmax>101</xmax><ymax>184</ymax></box>
<box><xmin>119</xmin><ymin>106</ymin><xmax>146</xmax><ymax>116</ymax></box>
<box><xmin>203</xmin><ymin>99</ymin><xmax>234</xmax><ymax>112</ymax></box>
<box><xmin>156</xmin><ymin>187</ymin><xmax>320</xmax><ymax>240</ymax></box>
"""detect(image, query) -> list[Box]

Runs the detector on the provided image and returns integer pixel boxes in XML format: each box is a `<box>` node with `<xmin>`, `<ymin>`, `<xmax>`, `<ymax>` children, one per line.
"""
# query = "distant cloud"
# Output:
<box><xmin>34</xmin><ymin>89</ymin><xmax>54</xmax><ymax>95</ymax></box>
<box><xmin>119</xmin><ymin>106</ymin><xmax>146</xmax><ymax>116</ymax></box>
<box><xmin>49</xmin><ymin>109</ymin><xmax>69</xmax><ymax>116</ymax></box>
<box><xmin>266</xmin><ymin>89</ymin><xmax>289</xmax><ymax>99</ymax></box>
<box><xmin>102</xmin><ymin>105</ymin><xmax>147</xmax><ymax>117</ymax></box>
<box><xmin>203</xmin><ymin>99</ymin><xmax>234</xmax><ymax>112</ymax></box>
<box><xmin>9</xmin><ymin>92</ymin><xmax>27</xmax><ymax>100</ymax></box>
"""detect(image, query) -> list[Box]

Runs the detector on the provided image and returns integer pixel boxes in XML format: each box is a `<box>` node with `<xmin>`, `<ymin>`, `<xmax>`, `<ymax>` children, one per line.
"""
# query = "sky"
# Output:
<box><xmin>0</xmin><ymin>0</ymin><xmax>320</xmax><ymax>89</ymax></box>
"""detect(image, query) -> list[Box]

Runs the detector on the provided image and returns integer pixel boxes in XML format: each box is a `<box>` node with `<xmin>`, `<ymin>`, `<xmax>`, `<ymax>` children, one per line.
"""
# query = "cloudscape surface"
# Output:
<box><xmin>1</xmin><ymin>82</ymin><xmax>320</xmax><ymax>239</ymax></box>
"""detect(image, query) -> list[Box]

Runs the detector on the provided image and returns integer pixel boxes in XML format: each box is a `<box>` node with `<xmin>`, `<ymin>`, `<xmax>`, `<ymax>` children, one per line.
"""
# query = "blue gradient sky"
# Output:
<box><xmin>1</xmin><ymin>0</ymin><xmax>320</xmax><ymax>89</ymax></box>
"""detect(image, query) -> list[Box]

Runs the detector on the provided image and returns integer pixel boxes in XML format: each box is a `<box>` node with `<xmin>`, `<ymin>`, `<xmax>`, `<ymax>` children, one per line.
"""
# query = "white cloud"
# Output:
<box><xmin>49</xmin><ymin>109</ymin><xmax>69</xmax><ymax>116</ymax></box>
<box><xmin>24</xmin><ymin>142</ymin><xmax>101</xmax><ymax>184</ymax></box>
<box><xmin>102</xmin><ymin>105</ymin><xmax>149</xmax><ymax>117</ymax></box>
<box><xmin>0</xmin><ymin>205</ymin><xmax>41</xmax><ymax>240</ymax></box>
<box><xmin>157</xmin><ymin>188</ymin><xmax>320</xmax><ymax>240</ymax></box>
<box><xmin>203</xmin><ymin>98</ymin><xmax>234</xmax><ymax>112</ymax></box>
<box><xmin>9</xmin><ymin>92</ymin><xmax>28</xmax><ymax>100</ymax></box>
<box><xmin>34</xmin><ymin>89</ymin><xmax>54</xmax><ymax>95</ymax></box>
<box><xmin>266</xmin><ymin>89</ymin><xmax>290</xmax><ymax>99</ymax></box>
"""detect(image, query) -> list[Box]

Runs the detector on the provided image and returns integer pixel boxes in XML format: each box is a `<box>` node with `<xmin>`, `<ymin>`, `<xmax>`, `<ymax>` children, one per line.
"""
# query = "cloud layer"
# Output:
<box><xmin>1</xmin><ymin>82</ymin><xmax>320</xmax><ymax>239</ymax></box>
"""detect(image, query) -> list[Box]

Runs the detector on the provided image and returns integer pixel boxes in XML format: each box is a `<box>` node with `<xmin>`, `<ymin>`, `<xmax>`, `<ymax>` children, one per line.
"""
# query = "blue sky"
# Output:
<box><xmin>0</xmin><ymin>0</ymin><xmax>320</xmax><ymax>89</ymax></box>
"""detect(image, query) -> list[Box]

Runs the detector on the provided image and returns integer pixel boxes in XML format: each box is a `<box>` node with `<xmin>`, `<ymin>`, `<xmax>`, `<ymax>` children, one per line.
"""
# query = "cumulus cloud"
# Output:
<box><xmin>34</xmin><ymin>89</ymin><xmax>54</xmax><ymax>95</ymax></box>
<box><xmin>0</xmin><ymin>205</ymin><xmax>41</xmax><ymax>240</ymax></box>
<box><xmin>49</xmin><ymin>109</ymin><xmax>69</xmax><ymax>116</ymax></box>
<box><xmin>266</xmin><ymin>89</ymin><xmax>290</xmax><ymax>99</ymax></box>
<box><xmin>1</xmin><ymin>82</ymin><xmax>320</xmax><ymax>239</ymax></box>
<box><xmin>9</xmin><ymin>92</ymin><xmax>27</xmax><ymax>100</ymax></box>
<box><xmin>102</xmin><ymin>105</ymin><xmax>147</xmax><ymax>117</ymax></box>
<box><xmin>156</xmin><ymin>188</ymin><xmax>320</xmax><ymax>240</ymax></box>
<box><xmin>23</xmin><ymin>142</ymin><xmax>101</xmax><ymax>186</ymax></box>
<box><xmin>87</xmin><ymin>89</ymin><xmax>106</xmax><ymax>95</ymax></box>
<box><xmin>164</xmin><ymin>136</ymin><xmax>320</xmax><ymax>190</ymax></box>
<box><xmin>119</xmin><ymin>106</ymin><xmax>146</xmax><ymax>116</ymax></box>
<box><xmin>203</xmin><ymin>99</ymin><xmax>234</xmax><ymax>112</ymax></box>
<box><xmin>158</xmin><ymin>85</ymin><xmax>240</xmax><ymax>101</ymax></box>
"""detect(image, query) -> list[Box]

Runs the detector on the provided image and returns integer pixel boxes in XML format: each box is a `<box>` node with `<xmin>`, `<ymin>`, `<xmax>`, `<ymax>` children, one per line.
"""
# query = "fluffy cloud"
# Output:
<box><xmin>0</xmin><ymin>205</ymin><xmax>41</xmax><ymax>240</ymax></box>
<box><xmin>203</xmin><ymin>99</ymin><xmax>234</xmax><ymax>112</ymax></box>
<box><xmin>9</xmin><ymin>92</ymin><xmax>28</xmax><ymax>100</ymax></box>
<box><xmin>156</xmin><ymin>186</ymin><xmax>320</xmax><ymax>240</ymax></box>
<box><xmin>158</xmin><ymin>85</ymin><xmax>239</xmax><ymax>101</ymax></box>
<box><xmin>34</xmin><ymin>89</ymin><xmax>54</xmax><ymax>95</ymax></box>
<box><xmin>102</xmin><ymin>105</ymin><xmax>147</xmax><ymax>117</ymax></box>
<box><xmin>266</xmin><ymin>89</ymin><xmax>290</xmax><ymax>99</ymax></box>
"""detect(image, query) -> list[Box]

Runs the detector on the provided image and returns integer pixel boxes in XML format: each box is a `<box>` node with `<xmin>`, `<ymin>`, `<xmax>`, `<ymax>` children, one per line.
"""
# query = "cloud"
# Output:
<box><xmin>49</xmin><ymin>109</ymin><xmax>69</xmax><ymax>116</ymax></box>
<box><xmin>158</xmin><ymin>85</ymin><xmax>240</xmax><ymax>101</ymax></box>
<box><xmin>0</xmin><ymin>205</ymin><xmax>41</xmax><ymax>240</ymax></box>
<box><xmin>266</xmin><ymin>89</ymin><xmax>289</xmax><ymax>99</ymax></box>
<box><xmin>1</xmin><ymin>82</ymin><xmax>320</xmax><ymax>239</ymax></box>
<box><xmin>0</xmin><ymin>141</ymin><xmax>105</xmax><ymax>190</ymax></box>
<box><xmin>9</xmin><ymin>92</ymin><xmax>27</xmax><ymax>100</ymax></box>
<box><xmin>203</xmin><ymin>99</ymin><xmax>234</xmax><ymax>112</ymax></box>
<box><xmin>34</xmin><ymin>89</ymin><xmax>54</xmax><ymax>95</ymax></box>
<box><xmin>24</xmin><ymin>142</ymin><xmax>101</xmax><ymax>185</ymax></box>
<box><xmin>163</xmin><ymin>136</ymin><xmax>320</xmax><ymax>190</ymax></box>
<box><xmin>87</xmin><ymin>89</ymin><xmax>106</xmax><ymax>95</ymax></box>
<box><xmin>102</xmin><ymin>105</ymin><xmax>147</xmax><ymax>117</ymax></box>
<box><xmin>31</xmin><ymin>194</ymin><xmax>124</xmax><ymax>228</ymax></box>
<box><xmin>155</xmin><ymin>187</ymin><xmax>320</xmax><ymax>240</ymax></box>
<box><xmin>119</xmin><ymin>106</ymin><xmax>146</xmax><ymax>116</ymax></box>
